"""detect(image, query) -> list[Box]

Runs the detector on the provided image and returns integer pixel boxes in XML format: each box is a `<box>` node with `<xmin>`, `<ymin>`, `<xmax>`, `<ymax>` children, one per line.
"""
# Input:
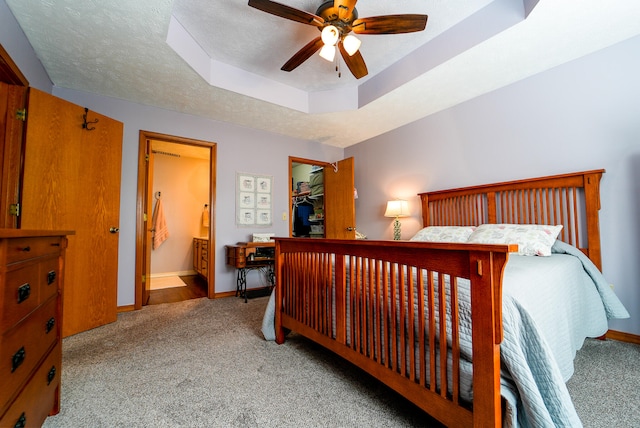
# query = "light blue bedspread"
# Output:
<box><xmin>261</xmin><ymin>240</ymin><xmax>629</xmax><ymax>427</ymax></box>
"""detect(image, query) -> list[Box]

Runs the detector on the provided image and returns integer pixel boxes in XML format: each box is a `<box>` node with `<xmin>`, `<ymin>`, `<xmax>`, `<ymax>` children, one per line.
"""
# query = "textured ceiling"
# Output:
<box><xmin>6</xmin><ymin>0</ymin><xmax>640</xmax><ymax>148</ymax></box>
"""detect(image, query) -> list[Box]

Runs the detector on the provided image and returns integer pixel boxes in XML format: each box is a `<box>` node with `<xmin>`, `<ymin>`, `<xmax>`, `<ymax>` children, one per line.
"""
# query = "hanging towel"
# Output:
<box><xmin>152</xmin><ymin>197</ymin><xmax>169</xmax><ymax>249</ymax></box>
<box><xmin>202</xmin><ymin>205</ymin><xmax>210</xmax><ymax>228</ymax></box>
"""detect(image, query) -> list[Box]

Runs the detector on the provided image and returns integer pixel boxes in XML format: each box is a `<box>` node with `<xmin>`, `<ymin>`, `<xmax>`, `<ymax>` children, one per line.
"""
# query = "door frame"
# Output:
<box><xmin>0</xmin><ymin>45</ymin><xmax>29</xmax><ymax>229</ymax></box>
<box><xmin>289</xmin><ymin>156</ymin><xmax>331</xmax><ymax>237</ymax></box>
<box><xmin>135</xmin><ymin>130</ymin><xmax>217</xmax><ymax>310</ymax></box>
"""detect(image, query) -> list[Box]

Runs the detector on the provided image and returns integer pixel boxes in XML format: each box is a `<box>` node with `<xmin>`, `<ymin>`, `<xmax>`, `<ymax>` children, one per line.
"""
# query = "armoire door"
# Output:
<box><xmin>20</xmin><ymin>88</ymin><xmax>123</xmax><ymax>337</ymax></box>
<box><xmin>324</xmin><ymin>157</ymin><xmax>356</xmax><ymax>239</ymax></box>
<box><xmin>0</xmin><ymin>82</ymin><xmax>27</xmax><ymax>228</ymax></box>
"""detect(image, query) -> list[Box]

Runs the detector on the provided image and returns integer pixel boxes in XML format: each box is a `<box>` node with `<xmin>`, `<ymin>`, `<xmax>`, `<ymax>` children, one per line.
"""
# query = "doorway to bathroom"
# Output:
<box><xmin>135</xmin><ymin>131</ymin><xmax>217</xmax><ymax>309</ymax></box>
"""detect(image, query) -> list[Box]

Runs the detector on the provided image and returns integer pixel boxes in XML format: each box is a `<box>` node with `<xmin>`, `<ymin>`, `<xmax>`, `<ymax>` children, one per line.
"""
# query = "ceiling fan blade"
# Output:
<box><xmin>281</xmin><ymin>37</ymin><xmax>324</xmax><ymax>72</ymax></box>
<box><xmin>248</xmin><ymin>0</ymin><xmax>324</xmax><ymax>27</ymax></box>
<box><xmin>352</xmin><ymin>14</ymin><xmax>428</xmax><ymax>34</ymax></box>
<box><xmin>334</xmin><ymin>0</ymin><xmax>358</xmax><ymax>21</ymax></box>
<box><xmin>338</xmin><ymin>42</ymin><xmax>368</xmax><ymax>79</ymax></box>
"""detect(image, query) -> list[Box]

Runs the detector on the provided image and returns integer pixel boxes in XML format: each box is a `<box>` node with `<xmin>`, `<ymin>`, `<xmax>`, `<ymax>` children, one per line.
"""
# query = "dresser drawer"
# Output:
<box><xmin>0</xmin><ymin>343</ymin><xmax>61</xmax><ymax>428</ymax></box>
<box><xmin>1</xmin><ymin>263</ymin><xmax>42</xmax><ymax>329</ymax></box>
<box><xmin>225</xmin><ymin>245</ymin><xmax>247</xmax><ymax>268</ymax></box>
<box><xmin>4</xmin><ymin>236</ymin><xmax>64</xmax><ymax>265</ymax></box>
<box><xmin>39</xmin><ymin>257</ymin><xmax>60</xmax><ymax>303</ymax></box>
<box><xmin>0</xmin><ymin>296</ymin><xmax>58</xmax><ymax>412</ymax></box>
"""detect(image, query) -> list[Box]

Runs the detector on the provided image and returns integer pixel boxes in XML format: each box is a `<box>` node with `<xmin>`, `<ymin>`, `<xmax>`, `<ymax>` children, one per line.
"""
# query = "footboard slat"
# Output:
<box><xmin>274</xmin><ymin>239</ymin><xmax>512</xmax><ymax>428</ymax></box>
<box><xmin>399</xmin><ymin>264</ymin><xmax>407</xmax><ymax>377</ymax></box>
<box><xmin>451</xmin><ymin>276</ymin><xmax>461</xmax><ymax>405</ymax></box>
<box><xmin>437</xmin><ymin>272</ymin><xmax>447</xmax><ymax>399</ymax></box>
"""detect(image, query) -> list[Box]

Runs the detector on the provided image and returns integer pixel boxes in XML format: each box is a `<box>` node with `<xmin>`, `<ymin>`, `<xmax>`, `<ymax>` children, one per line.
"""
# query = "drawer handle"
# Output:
<box><xmin>47</xmin><ymin>365</ymin><xmax>57</xmax><ymax>385</ymax></box>
<box><xmin>14</xmin><ymin>412</ymin><xmax>26</xmax><ymax>428</ymax></box>
<box><xmin>19</xmin><ymin>246</ymin><xmax>31</xmax><ymax>252</ymax></box>
<box><xmin>17</xmin><ymin>283</ymin><xmax>31</xmax><ymax>303</ymax></box>
<box><xmin>11</xmin><ymin>347</ymin><xmax>25</xmax><ymax>372</ymax></box>
<box><xmin>47</xmin><ymin>270</ymin><xmax>57</xmax><ymax>285</ymax></box>
<box><xmin>46</xmin><ymin>317</ymin><xmax>56</xmax><ymax>334</ymax></box>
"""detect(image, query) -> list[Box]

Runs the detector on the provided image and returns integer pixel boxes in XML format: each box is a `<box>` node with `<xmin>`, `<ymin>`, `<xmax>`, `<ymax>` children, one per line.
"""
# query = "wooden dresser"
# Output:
<box><xmin>0</xmin><ymin>230</ymin><xmax>71</xmax><ymax>427</ymax></box>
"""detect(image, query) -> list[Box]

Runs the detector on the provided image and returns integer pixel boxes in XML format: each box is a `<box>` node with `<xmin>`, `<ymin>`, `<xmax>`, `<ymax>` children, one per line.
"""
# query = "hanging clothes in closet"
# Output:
<box><xmin>293</xmin><ymin>197</ymin><xmax>314</xmax><ymax>237</ymax></box>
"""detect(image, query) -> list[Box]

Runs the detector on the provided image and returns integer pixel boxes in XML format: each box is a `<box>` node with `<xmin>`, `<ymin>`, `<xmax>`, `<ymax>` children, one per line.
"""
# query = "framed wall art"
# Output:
<box><xmin>236</xmin><ymin>172</ymin><xmax>273</xmax><ymax>227</ymax></box>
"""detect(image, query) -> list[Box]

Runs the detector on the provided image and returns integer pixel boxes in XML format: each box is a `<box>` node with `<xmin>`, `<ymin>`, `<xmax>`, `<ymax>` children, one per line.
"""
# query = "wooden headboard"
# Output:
<box><xmin>418</xmin><ymin>170</ymin><xmax>605</xmax><ymax>269</ymax></box>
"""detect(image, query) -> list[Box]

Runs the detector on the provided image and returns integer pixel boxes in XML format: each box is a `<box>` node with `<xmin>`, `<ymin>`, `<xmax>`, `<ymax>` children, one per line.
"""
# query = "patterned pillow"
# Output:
<box><xmin>466</xmin><ymin>224</ymin><xmax>563</xmax><ymax>256</ymax></box>
<box><xmin>409</xmin><ymin>226</ymin><xmax>476</xmax><ymax>243</ymax></box>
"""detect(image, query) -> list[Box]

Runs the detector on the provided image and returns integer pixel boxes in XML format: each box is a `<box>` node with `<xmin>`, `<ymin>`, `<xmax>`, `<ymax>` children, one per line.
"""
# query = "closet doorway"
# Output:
<box><xmin>135</xmin><ymin>131</ymin><xmax>217</xmax><ymax>309</ymax></box>
<box><xmin>289</xmin><ymin>156</ymin><xmax>356</xmax><ymax>239</ymax></box>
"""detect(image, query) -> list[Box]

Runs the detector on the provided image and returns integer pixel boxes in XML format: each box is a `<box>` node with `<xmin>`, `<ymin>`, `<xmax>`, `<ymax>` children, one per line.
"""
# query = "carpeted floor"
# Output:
<box><xmin>42</xmin><ymin>297</ymin><xmax>639</xmax><ymax>427</ymax></box>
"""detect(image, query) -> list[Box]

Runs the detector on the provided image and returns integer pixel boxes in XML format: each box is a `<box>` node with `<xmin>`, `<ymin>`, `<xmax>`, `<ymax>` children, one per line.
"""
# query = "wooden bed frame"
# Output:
<box><xmin>272</xmin><ymin>169</ymin><xmax>604</xmax><ymax>427</ymax></box>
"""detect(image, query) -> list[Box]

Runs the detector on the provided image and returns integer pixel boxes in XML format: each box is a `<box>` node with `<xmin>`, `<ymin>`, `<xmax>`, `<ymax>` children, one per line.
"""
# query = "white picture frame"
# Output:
<box><xmin>236</xmin><ymin>172</ymin><xmax>272</xmax><ymax>227</ymax></box>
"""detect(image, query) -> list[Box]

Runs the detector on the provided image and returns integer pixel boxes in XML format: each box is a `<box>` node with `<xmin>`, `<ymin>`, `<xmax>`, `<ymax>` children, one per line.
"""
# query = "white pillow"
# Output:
<box><xmin>466</xmin><ymin>224</ymin><xmax>563</xmax><ymax>256</ymax></box>
<box><xmin>409</xmin><ymin>226</ymin><xmax>476</xmax><ymax>243</ymax></box>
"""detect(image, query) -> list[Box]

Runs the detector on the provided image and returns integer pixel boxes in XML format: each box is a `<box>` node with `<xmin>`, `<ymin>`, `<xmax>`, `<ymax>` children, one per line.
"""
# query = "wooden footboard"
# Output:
<box><xmin>274</xmin><ymin>238</ymin><xmax>515</xmax><ymax>428</ymax></box>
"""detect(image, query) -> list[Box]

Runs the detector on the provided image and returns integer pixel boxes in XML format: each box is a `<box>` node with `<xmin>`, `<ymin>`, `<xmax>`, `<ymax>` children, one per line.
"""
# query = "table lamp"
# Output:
<box><xmin>384</xmin><ymin>200</ymin><xmax>410</xmax><ymax>240</ymax></box>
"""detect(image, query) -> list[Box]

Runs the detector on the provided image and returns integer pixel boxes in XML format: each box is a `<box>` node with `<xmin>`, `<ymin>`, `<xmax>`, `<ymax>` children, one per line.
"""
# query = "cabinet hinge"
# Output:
<box><xmin>145</xmin><ymin>154</ymin><xmax>150</xmax><ymax>161</ymax></box>
<box><xmin>142</xmin><ymin>274</ymin><xmax>146</xmax><ymax>283</ymax></box>
<box><xmin>9</xmin><ymin>203</ymin><xmax>20</xmax><ymax>216</ymax></box>
<box><xmin>16</xmin><ymin>108</ymin><xmax>26</xmax><ymax>121</ymax></box>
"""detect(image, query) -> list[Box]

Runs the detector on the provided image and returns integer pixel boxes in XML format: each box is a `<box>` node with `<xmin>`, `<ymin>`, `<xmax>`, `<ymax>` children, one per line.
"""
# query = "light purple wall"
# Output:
<box><xmin>346</xmin><ymin>35</ymin><xmax>640</xmax><ymax>336</ymax></box>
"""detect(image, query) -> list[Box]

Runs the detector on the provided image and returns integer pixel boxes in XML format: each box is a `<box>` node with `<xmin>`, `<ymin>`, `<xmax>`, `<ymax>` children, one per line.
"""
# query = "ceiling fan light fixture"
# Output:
<box><xmin>321</xmin><ymin>25</ymin><xmax>339</xmax><ymax>46</ymax></box>
<box><xmin>248</xmin><ymin>0</ymin><xmax>428</xmax><ymax>79</ymax></box>
<box><xmin>343</xmin><ymin>34</ymin><xmax>361</xmax><ymax>56</ymax></box>
<box><xmin>319</xmin><ymin>44</ymin><xmax>336</xmax><ymax>62</ymax></box>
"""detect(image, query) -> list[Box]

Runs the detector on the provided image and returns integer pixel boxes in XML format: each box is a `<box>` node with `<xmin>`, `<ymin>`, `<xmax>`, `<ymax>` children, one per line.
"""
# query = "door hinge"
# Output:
<box><xmin>143</xmin><ymin>213</ymin><xmax>147</xmax><ymax>222</ymax></box>
<box><xmin>9</xmin><ymin>203</ymin><xmax>20</xmax><ymax>217</ymax></box>
<box><xmin>142</xmin><ymin>274</ymin><xmax>146</xmax><ymax>283</ymax></box>
<box><xmin>145</xmin><ymin>154</ymin><xmax>150</xmax><ymax>161</ymax></box>
<box><xmin>16</xmin><ymin>108</ymin><xmax>26</xmax><ymax>121</ymax></box>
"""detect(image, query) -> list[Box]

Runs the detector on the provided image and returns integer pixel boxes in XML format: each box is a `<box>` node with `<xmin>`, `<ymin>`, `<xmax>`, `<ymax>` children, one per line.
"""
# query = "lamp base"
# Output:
<box><xmin>393</xmin><ymin>218</ymin><xmax>401</xmax><ymax>241</ymax></box>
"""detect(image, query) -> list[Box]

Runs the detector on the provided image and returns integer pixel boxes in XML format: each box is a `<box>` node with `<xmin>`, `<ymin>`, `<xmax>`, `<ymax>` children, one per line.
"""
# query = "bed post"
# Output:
<box><xmin>583</xmin><ymin>170</ymin><xmax>604</xmax><ymax>270</ymax></box>
<box><xmin>469</xmin><ymin>249</ymin><xmax>510</xmax><ymax>427</ymax></box>
<box><xmin>274</xmin><ymin>239</ymin><xmax>285</xmax><ymax>344</ymax></box>
<box><xmin>420</xmin><ymin>193</ymin><xmax>430</xmax><ymax>226</ymax></box>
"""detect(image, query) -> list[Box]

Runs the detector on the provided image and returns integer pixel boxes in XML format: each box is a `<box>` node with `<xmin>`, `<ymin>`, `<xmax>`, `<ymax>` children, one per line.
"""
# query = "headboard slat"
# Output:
<box><xmin>419</xmin><ymin>170</ymin><xmax>605</xmax><ymax>270</ymax></box>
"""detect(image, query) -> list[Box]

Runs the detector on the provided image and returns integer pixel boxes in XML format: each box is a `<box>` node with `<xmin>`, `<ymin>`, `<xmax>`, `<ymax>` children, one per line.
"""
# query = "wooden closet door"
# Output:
<box><xmin>20</xmin><ymin>88</ymin><xmax>123</xmax><ymax>337</ymax></box>
<box><xmin>324</xmin><ymin>157</ymin><xmax>356</xmax><ymax>239</ymax></box>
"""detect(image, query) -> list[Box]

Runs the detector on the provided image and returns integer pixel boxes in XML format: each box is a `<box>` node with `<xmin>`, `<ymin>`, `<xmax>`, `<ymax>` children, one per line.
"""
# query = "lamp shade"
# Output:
<box><xmin>384</xmin><ymin>200</ymin><xmax>410</xmax><ymax>218</ymax></box>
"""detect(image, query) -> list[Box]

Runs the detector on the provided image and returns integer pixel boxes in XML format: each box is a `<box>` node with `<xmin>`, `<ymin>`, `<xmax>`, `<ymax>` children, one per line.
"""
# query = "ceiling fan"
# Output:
<box><xmin>248</xmin><ymin>0</ymin><xmax>428</xmax><ymax>79</ymax></box>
